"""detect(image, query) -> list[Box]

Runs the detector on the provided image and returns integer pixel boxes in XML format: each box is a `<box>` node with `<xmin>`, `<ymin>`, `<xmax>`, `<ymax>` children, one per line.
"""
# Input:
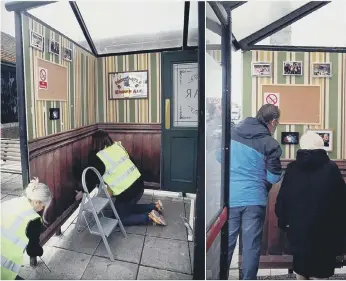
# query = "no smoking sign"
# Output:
<box><xmin>264</xmin><ymin>92</ymin><xmax>280</xmax><ymax>107</ymax></box>
<box><xmin>38</xmin><ymin>67</ymin><xmax>48</xmax><ymax>90</ymax></box>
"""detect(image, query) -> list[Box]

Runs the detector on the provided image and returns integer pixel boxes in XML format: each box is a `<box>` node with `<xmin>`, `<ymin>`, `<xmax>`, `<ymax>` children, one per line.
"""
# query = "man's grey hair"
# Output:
<box><xmin>256</xmin><ymin>104</ymin><xmax>280</xmax><ymax>125</ymax></box>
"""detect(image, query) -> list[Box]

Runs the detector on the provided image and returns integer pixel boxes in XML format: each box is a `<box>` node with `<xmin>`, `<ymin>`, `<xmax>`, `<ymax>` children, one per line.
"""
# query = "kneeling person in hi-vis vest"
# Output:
<box><xmin>75</xmin><ymin>130</ymin><xmax>166</xmax><ymax>226</ymax></box>
<box><xmin>1</xmin><ymin>178</ymin><xmax>52</xmax><ymax>280</ymax></box>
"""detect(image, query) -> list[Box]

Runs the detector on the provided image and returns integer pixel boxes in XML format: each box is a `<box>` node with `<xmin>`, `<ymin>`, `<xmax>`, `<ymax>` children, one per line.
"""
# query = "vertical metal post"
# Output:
<box><xmin>15</xmin><ymin>11</ymin><xmax>30</xmax><ymax>188</ymax></box>
<box><xmin>192</xmin><ymin>1</ymin><xmax>205</xmax><ymax>280</ymax></box>
<box><xmin>220</xmin><ymin>6</ymin><xmax>232</xmax><ymax>280</ymax></box>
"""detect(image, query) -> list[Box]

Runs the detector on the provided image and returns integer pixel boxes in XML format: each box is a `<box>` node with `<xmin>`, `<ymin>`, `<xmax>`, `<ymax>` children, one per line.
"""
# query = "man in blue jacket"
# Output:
<box><xmin>223</xmin><ymin>104</ymin><xmax>282</xmax><ymax>279</ymax></box>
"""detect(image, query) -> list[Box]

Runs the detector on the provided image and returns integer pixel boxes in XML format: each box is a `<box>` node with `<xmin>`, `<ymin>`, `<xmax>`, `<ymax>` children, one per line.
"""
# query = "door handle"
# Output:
<box><xmin>165</xmin><ymin>99</ymin><xmax>170</xmax><ymax>129</ymax></box>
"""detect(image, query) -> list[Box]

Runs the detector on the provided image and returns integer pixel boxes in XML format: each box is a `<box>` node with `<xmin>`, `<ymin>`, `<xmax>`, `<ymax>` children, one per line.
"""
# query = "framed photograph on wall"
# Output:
<box><xmin>281</xmin><ymin>132</ymin><xmax>299</xmax><ymax>145</ymax></box>
<box><xmin>306</xmin><ymin>129</ymin><xmax>333</xmax><ymax>152</ymax></box>
<box><xmin>251</xmin><ymin>62</ymin><xmax>272</xmax><ymax>77</ymax></box>
<box><xmin>283</xmin><ymin>61</ymin><xmax>303</xmax><ymax>76</ymax></box>
<box><xmin>312</xmin><ymin>63</ymin><xmax>332</xmax><ymax>78</ymax></box>
<box><xmin>108</xmin><ymin>70</ymin><xmax>148</xmax><ymax>100</ymax></box>
<box><xmin>49</xmin><ymin>39</ymin><xmax>60</xmax><ymax>56</ymax></box>
<box><xmin>63</xmin><ymin>47</ymin><xmax>73</xmax><ymax>62</ymax></box>
<box><xmin>30</xmin><ymin>30</ymin><xmax>44</xmax><ymax>51</ymax></box>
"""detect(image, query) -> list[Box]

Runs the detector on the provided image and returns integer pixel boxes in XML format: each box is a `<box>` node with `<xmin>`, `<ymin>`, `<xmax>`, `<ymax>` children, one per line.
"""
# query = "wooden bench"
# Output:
<box><xmin>1</xmin><ymin>138</ymin><xmax>22</xmax><ymax>174</ymax></box>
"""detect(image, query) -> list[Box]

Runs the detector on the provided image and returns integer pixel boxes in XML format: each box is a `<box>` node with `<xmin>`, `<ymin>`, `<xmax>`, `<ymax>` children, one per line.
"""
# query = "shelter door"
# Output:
<box><xmin>161</xmin><ymin>50</ymin><xmax>198</xmax><ymax>193</ymax></box>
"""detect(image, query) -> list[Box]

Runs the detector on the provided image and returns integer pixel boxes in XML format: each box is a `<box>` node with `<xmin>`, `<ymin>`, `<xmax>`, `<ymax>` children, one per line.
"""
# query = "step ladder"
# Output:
<box><xmin>73</xmin><ymin>167</ymin><xmax>127</xmax><ymax>261</ymax></box>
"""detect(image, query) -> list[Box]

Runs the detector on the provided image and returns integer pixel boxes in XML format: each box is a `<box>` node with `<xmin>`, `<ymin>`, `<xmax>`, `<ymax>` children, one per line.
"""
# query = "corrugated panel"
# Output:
<box><xmin>242</xmin><ymin>50</ymin><xmax>346</xmax><ymax>160</ymax></box>
<box><xmin>99</xmin><ymin>53</ymin><xmax>161</xmax><ymax>124</ymax></box>
<box><xmin>22</xmin><ymin>14</ymin><xmax>97</xmax><ymax>141</ymax></box>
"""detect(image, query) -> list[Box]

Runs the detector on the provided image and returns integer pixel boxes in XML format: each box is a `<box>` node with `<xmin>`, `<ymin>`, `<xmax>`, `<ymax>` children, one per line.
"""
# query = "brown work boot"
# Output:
<box><xmin>148</xmin><ymin>210</ymin><xmax>166</xmax><ymax>226</ymax></box>
<box><xmin>155</xmin><ymin>200</ymin><xmax>164</xmax><ymax>214</ymax></box>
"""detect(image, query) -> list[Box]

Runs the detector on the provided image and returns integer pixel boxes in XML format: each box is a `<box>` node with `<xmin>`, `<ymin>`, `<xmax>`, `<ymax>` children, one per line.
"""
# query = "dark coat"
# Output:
<box><xmin>275</xmin><ymin>149</ymin><xmax>346</xmax><ymax>278</ymax></box>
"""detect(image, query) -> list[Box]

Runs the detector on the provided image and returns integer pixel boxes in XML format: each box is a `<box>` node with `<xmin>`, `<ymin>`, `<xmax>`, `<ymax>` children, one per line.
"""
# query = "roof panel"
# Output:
<box><xmin>255</xmin><ymin>1</ymin><xmax>346</xmax><ymax>48</ymax></box>
<box><xmin>232</xmin><ymin>1</ymin><xmax>309</xmax><ymax>41</ymax></box>
<box><xmin>27</xmin><ymin>1</ymin><xmax>92</xmax><ymax>52</ymax></box>
<box><xmin>77</xmin><ymin>1</ymin><xmax>185</xmax><ymax>55</ymax></box>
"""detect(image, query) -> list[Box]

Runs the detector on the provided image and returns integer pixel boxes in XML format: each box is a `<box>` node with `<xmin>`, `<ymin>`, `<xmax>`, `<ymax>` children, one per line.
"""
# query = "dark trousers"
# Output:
<box><xmin>15</xmin><ymin>275</ymin><xmax>24</xmax><ymax>280</ymax></box>
<box><xmin>107</xmin><ymin>189</ymin><xmax>156</xmax><ymax>226</ymax></box>
<box><xmin>228</xmin><ymin>205</ymin><xmax>266</xmax><ymax>280</ymax></box>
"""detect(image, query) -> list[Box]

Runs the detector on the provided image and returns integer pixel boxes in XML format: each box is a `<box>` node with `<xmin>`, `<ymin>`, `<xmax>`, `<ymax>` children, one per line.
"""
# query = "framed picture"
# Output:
<box><xmin>306</xmin><ymin>129</ymin><xmax>333</xmax><ymax>152</ymax></box>
<box><xmin>251</xmin><ymin>62</ymin><xmax>272</xmax><ymax>77</ymax></box>
<box><xmin>108</xmin><ymin>70</ymin><xmax>148</xmax><ymax>100</ymax></box>
<box><xmin>30</xmin><ymin>30</ymin><xmax>44</xmax><ymax>51</ymax></box>
<box><xmin>283</xmin><ymin>61</ymin><xmax>303</xmax><ymax>76</ymax></box>
<box><xmin>49</xmin><ymin>39</ymin><xmax>60</xmax><ymax>56</ymax></box>
<box><xmin>312</xmin><ymin>63</ymin><xmax>332</xmax><ymax>78</ymax></box>
<box><xmin>49</xmin><ymin>108</ymin><xmax>60</xmax><ymax>120</ymax></box>
<box><xmin>63</xmin><ymin>47</ymin><xmax>72</xmax><ymax>62</ymax></box>
<box><xmin>281</xmin><ymin>132</ymin><xmax>299</xmax><ymax>145</ymax></box>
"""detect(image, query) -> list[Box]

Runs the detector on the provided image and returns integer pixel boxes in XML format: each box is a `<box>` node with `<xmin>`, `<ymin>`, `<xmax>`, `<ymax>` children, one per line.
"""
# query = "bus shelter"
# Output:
<box><xmin>5</xmin><ymin>1</ymin><xmax>205</xmax><ymax>279</ymax></box>
<box><xmin>206</xmin><ymin>1</ymin><xmax>346</xmax><ymax>279</ymax></box>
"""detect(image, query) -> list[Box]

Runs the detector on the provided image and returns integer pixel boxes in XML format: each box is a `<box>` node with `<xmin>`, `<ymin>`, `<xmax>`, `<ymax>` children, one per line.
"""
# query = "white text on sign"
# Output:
<box><xmin>38</xmin><ymin>67</ymin><xmax>48</xmax><ymax>90</ymax></box>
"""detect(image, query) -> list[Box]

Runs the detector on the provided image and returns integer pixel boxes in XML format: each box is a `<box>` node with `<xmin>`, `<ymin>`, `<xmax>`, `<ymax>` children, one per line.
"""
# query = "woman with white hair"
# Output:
<box><xmin>1</xmin><ymin>178</ymin><xmax>52</xmax><ymax>280</ymax></box>
<box><xmin>275</xmin><ymin>132</ymin><xmax>346</xmax><ymax>280</ymax></box>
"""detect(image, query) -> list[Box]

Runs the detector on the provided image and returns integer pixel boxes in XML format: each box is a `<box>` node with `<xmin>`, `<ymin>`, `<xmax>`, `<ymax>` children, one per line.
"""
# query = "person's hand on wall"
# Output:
<box><xmin>75</xmin><ymin>190</ymin><xmax>83</xmax><ymax>201</ymax></box>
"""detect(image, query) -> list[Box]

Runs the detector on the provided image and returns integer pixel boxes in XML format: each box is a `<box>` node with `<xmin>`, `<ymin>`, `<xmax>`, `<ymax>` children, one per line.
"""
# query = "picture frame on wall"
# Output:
<box><xmin>281</xmin><ymin>132</ymin><xmax>299</xmax><ymax>145</ymax></box>
<box><xmin>49</xmin><ymin>39</ymin><xmax>60</xmax><ymax>56</ymax></box>
<box><xmin>63</xmin><ymin>47</ymin><xmax>73</xmax><ymax>62</ymax></box>
<box><xmin>312</xmin><ymin>63</ymin><xmax>332</xmax><ymax>78</ymax></box>
<box><xmin>283</xmin><ymin>61</ymin><xmax>303</xmax><ymax>76</ymax></box>
<box><xmin>30</xmin><ymin>30</ymin><xmax>44</xmax><ymax>51</ymax></box>
<box><xmin>108</xmin><ymin>70</ymin><xmax>148</xmax><ymax>100</ymax></box>
<box><xmin>306</xmin><ymin>129</ymin><xmax>333</xmax><ymax>152</ymax></box>
<box><xmin>251</xmin><ymin>62</ymin><xmax>272</xmax><ymax>77</ymax></box>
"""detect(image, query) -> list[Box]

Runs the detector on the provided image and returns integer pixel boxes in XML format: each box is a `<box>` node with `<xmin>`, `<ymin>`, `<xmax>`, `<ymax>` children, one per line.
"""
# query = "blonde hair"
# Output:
<box><xmin>24</xmin><ymin>177</ymin><xmax>52</xmax><ymax>225</ymax></box>
<box><xmin>300</xmin><ymin>132</ymin><xmax>324</xmax><ymax>150</ymax></box>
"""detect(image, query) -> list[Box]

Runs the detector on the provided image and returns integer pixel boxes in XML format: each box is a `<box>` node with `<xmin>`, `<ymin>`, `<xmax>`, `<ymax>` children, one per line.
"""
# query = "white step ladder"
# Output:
<box><xmin>73</xmin><ymin>167</ymin><xmax>127</xmax><ymax>261</ymax></box>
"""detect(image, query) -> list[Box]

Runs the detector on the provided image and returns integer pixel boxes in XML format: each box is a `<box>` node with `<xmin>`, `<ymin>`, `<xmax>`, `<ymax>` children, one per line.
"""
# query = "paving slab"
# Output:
<box><xmin>94</xmin><ymin>232</ymin><xmax>145</xmax><ymax>263</ymax></box>
<box><xmin>1</xmin><ymin>179</ymin><xmax>24</xmax><ymax>196</ymax></box>
<box><xmin>1</xmin><ymin>194</ymin><xmax>19</xmax><ymax>202</ymax></box>
<box><xmin>141</xmin><ymin>236</ymin><xmax>191</xmax><ymax>275</ymax></box>
<box><xmin>81</xmin><ymin>255</ymin><xmax>138</xmax><ymax>280</ymax></box>
<box><xmin>55</xmin><ymin>223</ymin><xmax>102</xmax><ymax>255</ymax></box>
<box><xmin>146</xmin><ymin>201</ymin><xmax>187</xmax><ymax>241</ymax></box>
<box><xmin>28</xmin><ymin>246</ymin><xmax>92</xmax><ymax>280</ymax></box>
<box><xmin>137</xmin><ymin>266</ymin><xmax>192</xmax><ymax>280</ymax></box>
<box><xmin>19</xmin><ymin>253</ymin><xmax>36</xmax><ymax>279</ymax></box>
<box><xmin>115</xmin><ymin>225</ymin><xmax>147</xmax><ymax>235</ymax></box>
<box><xmin>228</xmin><ymin>269</ymin><xmax>240</xmax><ymax>280</ymax></box>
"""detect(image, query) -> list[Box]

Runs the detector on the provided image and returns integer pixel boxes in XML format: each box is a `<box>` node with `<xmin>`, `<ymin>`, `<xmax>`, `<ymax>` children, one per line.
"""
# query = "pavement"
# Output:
<box><xmin>1</xmin><ymin>171</ymin><xmax>194</xmax><ymax>280</ymax></box>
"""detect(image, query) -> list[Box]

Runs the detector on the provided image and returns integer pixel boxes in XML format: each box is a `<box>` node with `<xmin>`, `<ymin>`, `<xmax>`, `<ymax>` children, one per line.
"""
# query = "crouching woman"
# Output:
<box><xmin>275</xmin><ymin>132</ymin><xmax>346</xmax><ymax>280</ymax></box>
<box><xmin>1</xmin><ymin>178</ymin><xmax>52</xmax><ymax>280</ymax></box>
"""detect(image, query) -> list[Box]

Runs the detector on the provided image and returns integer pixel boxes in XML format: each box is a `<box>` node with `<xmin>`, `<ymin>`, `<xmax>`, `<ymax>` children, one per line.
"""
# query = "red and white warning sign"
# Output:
<box><xmin>38</xmin><ymin>67</ymin><xmax>48</xmax><ymax>90</ymax></box>
<box><xmin>264</xmin><ymin>92</ymin><xmax>280</xmax><ymax>107</ymax></box>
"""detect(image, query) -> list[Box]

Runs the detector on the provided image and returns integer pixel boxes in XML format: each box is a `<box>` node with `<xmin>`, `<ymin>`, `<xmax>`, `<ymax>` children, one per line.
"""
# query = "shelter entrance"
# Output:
<box><xmin>161</xmin><ymin>50</ymin><xmax>198</xmax><ymax>193</ymax></box>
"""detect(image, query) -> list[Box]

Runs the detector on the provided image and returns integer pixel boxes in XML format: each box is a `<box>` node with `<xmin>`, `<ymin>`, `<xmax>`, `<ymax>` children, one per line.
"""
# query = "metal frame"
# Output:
<box><xmin>14</xmin><ymin>11</ymin><xmax>30</xmax><ymax>187</ymax></box>
<box><xmin>219</xmin><ymin>6</ymin><xmax>231</xmax><ymax>280</ymax></box>
<box><xmin>6</xmin><ymin>1</ymin><xmax>198</xmax><ymax>58</ymax></box>
<box><xmin>193</xmin><ymin>2</ymin><xmax>205</xmax><ymax>279</ymax></box>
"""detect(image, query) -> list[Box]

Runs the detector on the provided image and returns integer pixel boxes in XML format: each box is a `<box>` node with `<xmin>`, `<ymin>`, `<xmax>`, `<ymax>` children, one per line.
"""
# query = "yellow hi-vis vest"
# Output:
<box><xmin>96</xmin><ymin>142</ymin><xmax>141</xmax><ymax>195</ymax></box>
<box><xmin>1</xmin><ymin>197</ymin><xmax>40</xmax><ymax>280</ymax></box>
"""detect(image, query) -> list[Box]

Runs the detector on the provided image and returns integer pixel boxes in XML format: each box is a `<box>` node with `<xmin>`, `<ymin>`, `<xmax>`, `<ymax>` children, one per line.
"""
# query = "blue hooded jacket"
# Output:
<box><xmin>218</xmin><ymin>117</ymin><xmax>283</xmax><ymax>207</ymax></box>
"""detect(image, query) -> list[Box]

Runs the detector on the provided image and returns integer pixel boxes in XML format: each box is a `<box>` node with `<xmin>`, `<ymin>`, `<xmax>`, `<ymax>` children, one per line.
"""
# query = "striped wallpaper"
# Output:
<box><xmin>22</xmin><ymin>14</ymin><xmax>97</xmax><ymax>141</ymax></box>
<box><xmin>242</xmin><ymin>50</ymin><xmax>346</xmax><ymax>160</ymax></box>
<box><xmin>98</xmin><ymin>54</ymin><xmax>161</xmax><ymax>124</ymax></box>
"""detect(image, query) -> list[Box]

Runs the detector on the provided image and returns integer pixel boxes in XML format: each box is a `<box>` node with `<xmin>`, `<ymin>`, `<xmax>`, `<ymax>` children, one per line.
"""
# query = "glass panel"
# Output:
<box><xmin>256</xmin><ymin>1</ymin><xmax>346</xmax><ymax>47</ymax></box>
<box><xmin>27</xmin><ymin>2</ymin><xmax>92</xmax><ymax>52</ymax></box>
<box><xmin>173</xmin><ymin>63</ymin><xmax>199</xmax><ymax>127</ymax></box>
<box><xmin>206</xmin><ymin>3</ymin><xmax>223</xmax><ymax>229</ymax></box>
<box><xmin>232</xmin><ymin>1</ymin><xmax>309</xmax><ymax>41</ymax></box>
<box><xmin>77</xmin><ymin>1</ymin><xmax>184</xmax><ymax>54</ymax></box>
<box><xmin>187</xmin><ymin>1</ymin><xmax>198</xmax><ymax>46</ymax></box>
<box><xmin>232</xmin><ymin>49</ymin><xmax>242</xmax><ymax>123</ymax></box>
